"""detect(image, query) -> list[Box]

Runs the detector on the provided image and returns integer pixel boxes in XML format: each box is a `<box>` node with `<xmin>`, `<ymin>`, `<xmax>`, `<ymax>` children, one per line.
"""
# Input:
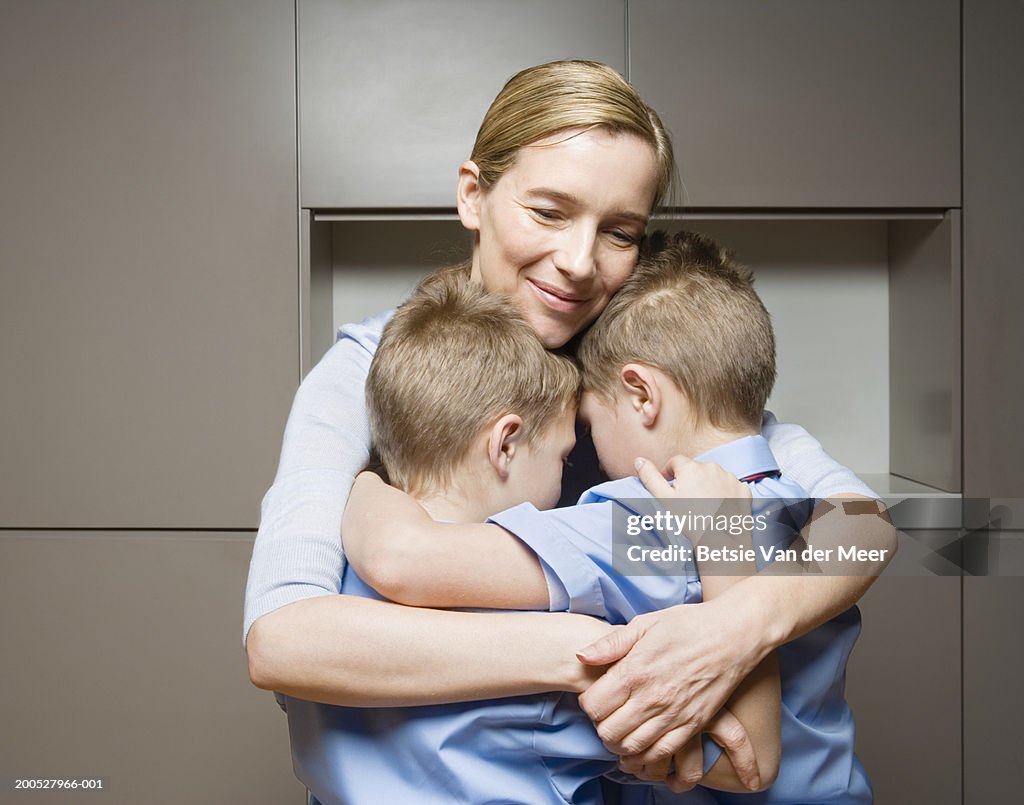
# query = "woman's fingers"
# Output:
<box><xmin>591</xmin><ymin>698</ymin><xmax>696</xmax><ymax>758</ymax></box>
<box><xmin>623</xmin><ymin>751</ymin><xmax>672</xmax><ymax>783</ymax></box>
<box><xmin>667</xmin><ymin>734</ymin><xmax>705</xmax><ymax>793</ymax></box>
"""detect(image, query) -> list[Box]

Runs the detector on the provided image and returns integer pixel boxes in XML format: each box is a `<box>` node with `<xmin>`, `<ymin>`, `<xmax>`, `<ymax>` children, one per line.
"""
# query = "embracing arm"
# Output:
<box><xmin>341</xmin><ymin>473</ymin><xmax>550</xmax><ymax>610</ymax></box>
<box><xmin>577</xmin><ymin>434</ymin><xmax>896</xmax><ymax>764</ymax></box>
<box><xmin>247</xmin><ymin>596</ymin><xmax>614</xmax><ymax>705</ymax></box>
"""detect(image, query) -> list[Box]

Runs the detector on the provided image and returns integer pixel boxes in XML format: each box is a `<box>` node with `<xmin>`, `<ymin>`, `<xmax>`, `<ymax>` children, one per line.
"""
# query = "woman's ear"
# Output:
<box><xmin>456</xmin><ymin>160</ymin><xmax>484</xmax><ymax>232</ymax></box>
<box><xmin>620</xmin><ymin>364</ymin><xmax>661</xmax><ymax>428</ymax></box>
<box><xmin>486</xmin><ymin>414</ymin><xmax>523</xmax><ymax>480</ymax></box>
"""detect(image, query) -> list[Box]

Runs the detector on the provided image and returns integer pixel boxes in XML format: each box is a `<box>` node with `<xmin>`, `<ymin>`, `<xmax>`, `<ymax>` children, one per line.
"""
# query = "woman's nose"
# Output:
<box><xmin>553</xmin><ymin>226</ymin><xmax>597</xmax><ymax>281</ymax></box>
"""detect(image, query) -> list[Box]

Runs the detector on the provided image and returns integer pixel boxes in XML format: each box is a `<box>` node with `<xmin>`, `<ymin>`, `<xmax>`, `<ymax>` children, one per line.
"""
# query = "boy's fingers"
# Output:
<box><xmin>661</xmin><ymin>454</ymin><xmax>697</xmax><ymax>483</ymax></box>
<box><xmin>634</xmin><ymin>456</ymin><xmax>673</xmax><ymax>496</ymax></box>
<box><xmin>705</xmin><ymin>708</ymin><xmax>760</xmax><ymax>791</ymax></box>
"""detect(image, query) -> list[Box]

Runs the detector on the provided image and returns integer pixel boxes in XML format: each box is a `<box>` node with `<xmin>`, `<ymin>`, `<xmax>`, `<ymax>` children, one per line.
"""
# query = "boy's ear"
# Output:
<box><xmin>487</xmin><ymin>413</ymin><xmax>523</xmax><ymax>479</ymax></box>
<box><xmin>620</xmin><ymin>364</ymin><xmax>661</xmax><ymax>428</ymax></box>
<box><xmin>456</xmin><ymin>160</ymin><xmax>484</xmax><ymax>233</ymax></box>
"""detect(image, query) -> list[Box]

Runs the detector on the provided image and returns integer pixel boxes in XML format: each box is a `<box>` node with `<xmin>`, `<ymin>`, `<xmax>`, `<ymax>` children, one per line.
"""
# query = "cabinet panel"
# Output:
<box><xmin>299</xmin><ymin>0</ymin><xmax>626</xmax><ymax>208</ymax></box>
<box><xmin>964</xmin><ymin>542</ymin><xmax>1024</xmax><ymax>805</ymax></box>
<box><xmin>846</xmin><ymin>573</ymin><xmax>961</xmax><ymax>804</ymax></box>
<box><xmin>889</xmin><ymin>213</ymin><xmax>961</xmax><ymax>492</ymax></box>
<box><xmin>0</xmin><ymin>531</ymin><xmax>303</xmax><ymax>804</ymax></box>
<box><xmin>0</xmin><ymin>1</ymin><xmax>299</xmax><ymax>528</ymax></box>
<box><xmin>963</xmin><ymin>0</ymin><xmax>1024</xmax><ymax>500</ymax></box>
<box><xmin>629</xmin><ymin>0</ymin><xmax>960</xmax><ymax>208</ymax></box>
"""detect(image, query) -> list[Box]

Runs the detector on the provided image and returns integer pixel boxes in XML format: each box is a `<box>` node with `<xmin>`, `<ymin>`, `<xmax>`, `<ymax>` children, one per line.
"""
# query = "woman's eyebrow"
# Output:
<box><xmin>527</xmin><ymin>188</ymin><xmax>649</xmax><ymax>224</ymax></box>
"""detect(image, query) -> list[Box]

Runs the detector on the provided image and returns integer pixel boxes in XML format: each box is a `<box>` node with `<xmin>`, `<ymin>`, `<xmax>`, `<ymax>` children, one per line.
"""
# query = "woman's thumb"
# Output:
<box><xmin>576</xmin><ymin>624</ymin><xmax>641</xmax><ymax>666</ymax></box>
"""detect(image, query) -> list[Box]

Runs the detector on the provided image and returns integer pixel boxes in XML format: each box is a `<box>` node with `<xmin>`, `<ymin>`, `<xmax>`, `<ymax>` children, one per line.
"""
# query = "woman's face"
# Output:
<box><xmin>459</xmin><ymin>128</ymin><xmax>660</xmax><ymax>348</ymax></box>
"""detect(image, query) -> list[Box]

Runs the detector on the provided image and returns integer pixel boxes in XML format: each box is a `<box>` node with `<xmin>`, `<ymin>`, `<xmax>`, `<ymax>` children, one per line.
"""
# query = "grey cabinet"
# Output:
<box><xmin>298</xmin><ymin>0</ymin><xmax>627</xmax><ymax>208</ymax></box>
<box><xmin>847</xmin><ymin>574</ymin><xmax>961</xmax><ymax>805</ymax></box>
<box><xmin>629</xmin><ymin>0</ymin><xmax>960</xmax><ymax>208</ymax></box>
<box><xmin>962</xmin><ymin>1</ymin><xmax>1024</xmax><ymax>802</ymax></box>
<box><xmin>0</xmin><ymin>0</ymin><xmax>299</xmax><ymax>529</ymax></box>
<box><xmin>0</xmin><ymin>530</ymin><xmax>304</xmax><ymax>804</ymax></box>
<box><xmin>964</xmin><ymin>557</ymin><xmax>1024</xmax><ymax>805</ymax></box>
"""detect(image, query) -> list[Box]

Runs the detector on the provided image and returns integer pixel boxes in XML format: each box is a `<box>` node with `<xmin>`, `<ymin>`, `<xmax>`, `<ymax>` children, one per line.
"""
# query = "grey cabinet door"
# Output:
<box><xmin>964</xmin><ymin>546</ymin><xmax>1024</xmax><ymax>805</ymax></box>
<box><xmin>0</xmin><ymin>1</ymin><xmax>299</xmax><ymax>528</ymax></box>
<box><xmin>846</xmin><ymin>573</ymin><xmax>961</xmax><ymax>804</ymax></box>
<box><xmin>629</xmin><ymin>0</ymin><xmax>960</xmax><ymax>208</ymax></box>
<box><xmin>299</xmin><ymin>0</ymin><xmax>626</xmax><ymax>208</ymax></box>
<box><xmin>0</xmin><ymin>530</ymin><xmax>304</xmax><ymax>803</ymax></box>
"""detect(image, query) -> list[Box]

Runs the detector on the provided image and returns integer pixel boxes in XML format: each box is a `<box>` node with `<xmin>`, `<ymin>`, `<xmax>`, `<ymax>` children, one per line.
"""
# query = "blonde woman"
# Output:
<box><xmin>244</xmin><ymin>60</ymin><xmax>892</xmax><ymax>799</ymax></box>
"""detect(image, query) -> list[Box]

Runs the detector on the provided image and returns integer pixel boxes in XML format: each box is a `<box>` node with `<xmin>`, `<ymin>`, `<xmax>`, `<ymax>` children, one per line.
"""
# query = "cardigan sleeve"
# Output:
<box><xmin>242</xmin><ymin>311</ymin><xmax>392</xmax><ymax>644</ymax></box>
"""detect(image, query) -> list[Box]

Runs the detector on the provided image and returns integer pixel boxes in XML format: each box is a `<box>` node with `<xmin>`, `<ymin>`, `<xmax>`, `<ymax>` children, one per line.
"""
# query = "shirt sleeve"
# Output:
<box><xmin>761</xmin><ymin>410</ymin><xmax>878</xmax><ymax>499</ymax></box>
<box><xmin>489</xmin><ymin>499</ymin><xmax>702</xmax><ymax>624</ymax></box>
<box><xmin>242</xmin><ymin>313</ymin><xmax>389</xmax><ymax>645</ymax></box>
<box><xmin>488</xmin><ymin>502</ymin><xmax>611</xmax><ymax>620</ymax></box>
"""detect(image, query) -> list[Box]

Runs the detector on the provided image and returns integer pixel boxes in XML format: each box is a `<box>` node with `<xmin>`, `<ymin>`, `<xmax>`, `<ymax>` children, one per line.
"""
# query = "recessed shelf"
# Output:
<box><xmin>303</xmin><ymin>212</ymin><xmax>960</xmax><ymax>497</ymax></box>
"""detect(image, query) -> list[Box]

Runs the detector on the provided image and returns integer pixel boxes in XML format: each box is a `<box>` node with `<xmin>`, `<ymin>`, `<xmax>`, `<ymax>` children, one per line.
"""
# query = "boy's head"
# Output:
<box><xmin>578</xmin><ymin>230</ymin><xmax>776</xmax><ymax>477</ymax></box>
<box><xmin>367</xmin><ymin>268</ymin><xmax>579</xmax><ymax>512</ymax></box>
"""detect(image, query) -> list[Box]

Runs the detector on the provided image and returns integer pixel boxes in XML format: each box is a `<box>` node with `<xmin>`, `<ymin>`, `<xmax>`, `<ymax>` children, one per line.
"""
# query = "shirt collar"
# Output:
<box><xmin>694</xmin><ymin>434</ymin><xmax>779</xmax><ymax>480</ymax></box>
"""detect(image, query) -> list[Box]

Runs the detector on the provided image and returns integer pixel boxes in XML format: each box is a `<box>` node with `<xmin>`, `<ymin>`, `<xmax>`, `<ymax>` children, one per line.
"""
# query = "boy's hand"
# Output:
<box><xmin>635</xmin><ymin>454</ymin><xmax>750</xmax><ymax>504</ymax></box>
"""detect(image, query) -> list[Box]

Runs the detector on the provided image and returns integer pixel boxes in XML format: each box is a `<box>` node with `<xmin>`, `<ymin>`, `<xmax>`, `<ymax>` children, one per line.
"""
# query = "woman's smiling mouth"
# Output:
<box><xmin>526</xmin><ymin>278</ymin><xmax>589</xmax><ymax>313</ymax></box>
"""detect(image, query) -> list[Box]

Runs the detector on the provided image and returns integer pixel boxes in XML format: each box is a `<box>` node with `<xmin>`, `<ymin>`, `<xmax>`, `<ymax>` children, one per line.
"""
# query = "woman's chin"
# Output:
<box><xmin>523</xmin><ymin>309</ymin><xmax>583</xmax><ymax>350</ymax></box>
<box><xmin>534</xmin><ymin>324</ymin><xmax>574</xmax><ymax>350</ymax></box>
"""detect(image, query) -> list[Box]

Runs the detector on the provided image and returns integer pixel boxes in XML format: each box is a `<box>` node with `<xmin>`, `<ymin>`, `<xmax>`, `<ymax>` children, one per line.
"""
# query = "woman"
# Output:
<box><xmin>244</xmin><ymin>59</ymin><xmax>892</xmax><ymax>794</ymax></box>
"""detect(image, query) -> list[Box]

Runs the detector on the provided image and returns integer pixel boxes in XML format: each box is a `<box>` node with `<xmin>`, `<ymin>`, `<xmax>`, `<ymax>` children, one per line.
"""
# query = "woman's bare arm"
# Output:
<box><xmin>247</xmin><ymin>595</ymin><xmax>615</xmax><ymax>706</ymax></box>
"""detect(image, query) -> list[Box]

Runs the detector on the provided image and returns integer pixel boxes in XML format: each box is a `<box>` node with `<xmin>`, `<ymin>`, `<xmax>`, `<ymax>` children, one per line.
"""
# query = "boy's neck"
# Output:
<box><xmin>411</xmin><ymin>480</ymin><xmax>494</xmax><ymax>524</ymax></box>
<box><xmin>670</xmin><ymin>422</ymin><xmax>759</xmax><ymax>462</ymax></box>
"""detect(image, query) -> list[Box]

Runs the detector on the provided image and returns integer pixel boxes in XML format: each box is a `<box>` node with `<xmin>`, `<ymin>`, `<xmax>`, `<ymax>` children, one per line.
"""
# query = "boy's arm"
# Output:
<box><xmin>342</xmin><ymin>472</ymin><xmax>552</xmax><ymax>610</ymax></box>
<box><xmin>676</xmin><ymin>524</ymin><xmax>781</xmax><ymax>793</ymax></box>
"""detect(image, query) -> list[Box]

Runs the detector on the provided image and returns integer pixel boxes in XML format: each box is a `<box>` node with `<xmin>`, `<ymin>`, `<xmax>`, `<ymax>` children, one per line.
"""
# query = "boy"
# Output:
<box><xmin>287</xmin><ymin>265</ymin><xmax>780</xmax><ymax>804</ymax></box>
<box><xmin>345</xmin><ymin>231</ymin><xmax>871</xmax><ymax>804</ymax></box>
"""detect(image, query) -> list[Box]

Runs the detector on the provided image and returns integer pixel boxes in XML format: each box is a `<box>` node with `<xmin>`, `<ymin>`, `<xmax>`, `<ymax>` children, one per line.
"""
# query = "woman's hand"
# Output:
<box><xmin>576</xmin><ymin>601</ymin><xmax>764</xmax><ymax>776</ymax></box>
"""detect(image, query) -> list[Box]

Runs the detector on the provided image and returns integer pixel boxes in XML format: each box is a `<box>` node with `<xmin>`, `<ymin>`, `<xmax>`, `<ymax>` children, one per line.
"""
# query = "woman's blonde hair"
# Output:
<box><xmin>471</xmin><ymin>60</ymin><xmax>675</xmax><ymax>208</ymax></box>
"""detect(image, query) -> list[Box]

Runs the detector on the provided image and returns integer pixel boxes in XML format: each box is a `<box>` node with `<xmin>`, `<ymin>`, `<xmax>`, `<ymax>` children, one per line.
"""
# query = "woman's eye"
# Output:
<box><xmin>607</xmin><ymin>229</ymin><xmax>639</xmax><ymax>246</ymax></box>
<box><xmin>532</xmin><ymin>208</ymin><xmax>562</xmax><ymax>221</ymax></box>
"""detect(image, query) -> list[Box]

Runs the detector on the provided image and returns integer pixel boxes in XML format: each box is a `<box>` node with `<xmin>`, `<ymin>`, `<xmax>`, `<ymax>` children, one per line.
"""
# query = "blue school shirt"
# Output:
<box><xmin>285</xmin><ymin>562</ymin><xmax>709</xmax><ymax>805</ymax></box>
<box><xmin>491</xmin><ymin>435</ymin><xmax>871</xmax><ymax>805</ymax></box>
<box><xmin>285</xmin><ymin>435</ymin><xmax>867</xmax><ymax>804</ymax></box>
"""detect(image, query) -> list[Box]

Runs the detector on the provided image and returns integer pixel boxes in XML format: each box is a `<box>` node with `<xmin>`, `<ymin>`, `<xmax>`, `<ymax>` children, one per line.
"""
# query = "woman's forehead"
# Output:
<box><xmin>501</xmin><ymin>128</ymin><xmax>659</xmax><ymax>216</ymax></box>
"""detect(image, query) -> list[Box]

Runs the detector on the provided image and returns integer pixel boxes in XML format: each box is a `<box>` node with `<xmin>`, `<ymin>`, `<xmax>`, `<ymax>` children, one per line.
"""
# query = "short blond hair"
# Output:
<box><xmin>579</xmin><ymin>231</ymin><xmax>776</xmax><ymax>430</ymax></box>
<box><xmin>472</xmin><ymin>60</ymin><xmax>675</xmax><ymax>208</ymax></box>
<box><xmin>368</xmin><ymin>269</ymin><xmax>580</xmax><ymax>495</ymax></box>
